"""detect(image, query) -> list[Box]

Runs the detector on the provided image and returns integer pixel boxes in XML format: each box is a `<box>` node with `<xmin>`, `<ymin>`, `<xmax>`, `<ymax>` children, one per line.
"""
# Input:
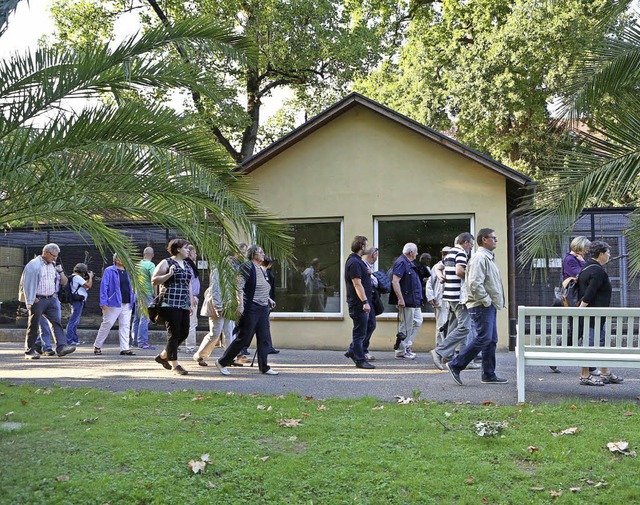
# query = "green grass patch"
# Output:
<box><xmin>0</xmin><ymin>382</ymin><xmax>638</xmax><ymax>504</ymax></box>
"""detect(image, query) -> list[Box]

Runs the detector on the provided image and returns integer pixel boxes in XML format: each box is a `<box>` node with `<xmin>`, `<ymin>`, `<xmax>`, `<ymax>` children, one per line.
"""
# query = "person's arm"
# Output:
<box><xmin>152</xmin><ymin>259</ymin><xmax>173</xmax><ymax>285</ymax></box>
<box><xmin>83</xmin><ymin>272</ymin><xmax>94</xmax><ymax>289</ymax></box>
<box><xmin>57</xmin><ymin>267</ymin><xmax>68</xmax><ymax>286</ymax></box>
<box><xmin>580</xmin><ymin>270</ymin><xmax>604</xmax><ymax>306</ymax></box>
<box><xmin>466</xmin><ymin>258</ymin><xmax>490</xmax><ymax>306</ymax></box>
<box><xmin>351</xmin><ymin>277</ymin><xmax>371</xmax><ymax>313</ymax></box>
<box><xmin>435</xmin><ymin>262</ymin><xmax>445</xmax><ymax>283</ymax></box>
<box><xmin>392</xmin><ymin>274</ymin><xmax>404</xmax><ymax>307</ymax></box>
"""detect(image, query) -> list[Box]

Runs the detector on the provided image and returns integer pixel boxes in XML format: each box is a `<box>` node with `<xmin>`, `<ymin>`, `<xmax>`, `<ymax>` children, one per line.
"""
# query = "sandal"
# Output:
<box><xmin>579</xmin><ymin>374</ymin><xmax>604</xmax><ymax>386</ymax></box>
<box><xmin>93</xmin><ymin>347</ymin><xmax>102</xmax><ymax>355</ymax></box>
<box><xmin>600</xmin><ymin>373</ymin><xmax>624</xmax><ymax>384</ymax></box>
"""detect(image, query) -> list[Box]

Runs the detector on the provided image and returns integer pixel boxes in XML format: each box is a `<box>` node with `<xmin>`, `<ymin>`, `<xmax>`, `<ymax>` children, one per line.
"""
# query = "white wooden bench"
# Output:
<box><xmin>516</xmin><ymin>306</ymin><xmax>640</xmax><ymax>402</ymax></box>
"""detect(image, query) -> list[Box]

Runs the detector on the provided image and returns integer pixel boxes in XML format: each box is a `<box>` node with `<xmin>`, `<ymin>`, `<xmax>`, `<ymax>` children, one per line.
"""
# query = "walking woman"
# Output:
<box><xmin>152</xmin><ymin>238</ymin><xmax>194</xmax><ymax>375</ymax></box>
<box><xmin>215</xmin><ymin>244</ymin><xmax>279</xmax><ymax>376</ymax></box>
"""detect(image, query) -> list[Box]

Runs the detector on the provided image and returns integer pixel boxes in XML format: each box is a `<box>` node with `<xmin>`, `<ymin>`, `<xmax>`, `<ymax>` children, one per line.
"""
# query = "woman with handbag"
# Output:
<box><xmin>151</xmin><ymin>238</ymin><xmax>194</xmax><ymax>375</ymax></box>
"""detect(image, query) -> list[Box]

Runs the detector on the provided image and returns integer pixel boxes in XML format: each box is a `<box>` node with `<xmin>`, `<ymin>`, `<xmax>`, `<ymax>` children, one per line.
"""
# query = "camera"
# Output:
<box><xmin>393</xmin><ymin>331</ymin><xmax>407</xmax><ymax>350</ymax></box>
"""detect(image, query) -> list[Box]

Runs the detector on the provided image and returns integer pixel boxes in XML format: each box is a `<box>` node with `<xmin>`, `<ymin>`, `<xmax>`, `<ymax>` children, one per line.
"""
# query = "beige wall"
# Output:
<box><xmin>248</xmin><ymin>105</ymin><xmax>511</xmax><ymax>350</ymax></box>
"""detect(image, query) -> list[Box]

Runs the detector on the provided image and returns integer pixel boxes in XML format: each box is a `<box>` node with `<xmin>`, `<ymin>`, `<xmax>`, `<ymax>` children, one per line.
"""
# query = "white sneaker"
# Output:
<box><xmin>404</xmin><ymin>350</ymin><xmax>416</xmax><ymax>359</ymax></box>
<box><xmin>263</xmin><ymin>369</ymin><xmax>279</xmax><ymax>375</ymax></box>
<box><xmin>215</xmin><ymin>360</ymin><xmax>231</xmax><ymax>376</ymax></box>
<box><xmin>364</xmin><ymin>353</ymin><xmax>376</xmax><ymax>361</ymax></box>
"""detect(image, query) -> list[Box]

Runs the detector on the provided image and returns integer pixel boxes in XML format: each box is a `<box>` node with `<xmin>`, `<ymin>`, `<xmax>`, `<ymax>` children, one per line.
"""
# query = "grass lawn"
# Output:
<box><xmin>0</xmin><ymin>381</ymin><xmax>638</xmax><ymax>504</ymax></box>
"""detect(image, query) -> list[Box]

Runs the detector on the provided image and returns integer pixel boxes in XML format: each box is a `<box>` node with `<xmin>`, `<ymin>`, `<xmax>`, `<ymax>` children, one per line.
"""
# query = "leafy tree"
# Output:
<box><xmin>0</xmin><ymin>16</ymin><xmax>292</xmax><ymax>290</ymax></box>
<box><xmin>48</xmin><ymin>0</ymin><xmax>399</xmax><ymax>161</ymax></box>
<box><xmin>519</xmin><ymin>10</ymin><xmax>640</xmax><ymax>276</ymax></box>
<box><xmin>354</xmin><ymin>0</ymin><xmax>626</xmax><ymax>179</ymax></box>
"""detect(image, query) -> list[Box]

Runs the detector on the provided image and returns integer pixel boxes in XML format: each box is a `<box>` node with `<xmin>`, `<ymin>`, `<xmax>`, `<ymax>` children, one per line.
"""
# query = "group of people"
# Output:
<box><xmin>343</xmin><ymin>228</ymin><xmax>507</xmax><ymax>386</ymax></box>
<box><xmin>20</xmin><ymin>232</ymin><xmax>626</xmax><ymax>386</ymax></box>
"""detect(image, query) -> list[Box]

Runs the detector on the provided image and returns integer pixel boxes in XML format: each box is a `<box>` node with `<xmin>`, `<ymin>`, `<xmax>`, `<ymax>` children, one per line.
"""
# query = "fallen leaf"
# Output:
<box><xmin>570</xmin><ymin>405</ymin><xmax>577</xmax><ymax>410</ymax></box>
<box><xmin>201</xmin><ymin>454</ymin><xmax>210</xmax><ymax>462</ymax></box>
<box><xmin>192</xmin><ymin>395</ymin><xmax>204</xmax><ymax>401</ymax></box>
<box><xmin>276</xmin><ymin>395</ymin><xmax>285</xmax><ymax>400</ymax></box>
<box><xmin>260</xmin><ymin>456</ymin><xmax>269</xmax><ymax>462</ymax></box>
<box><xmin>277</xmin><ymin>418</ymin><xmax>302</xmax><ymax>427</ymax></box>
<box><xmin>188</xmin><ymin>460</ymin><xmax>206</xmax><ymax>474</ymax></box>
<box><xmin>301</xmin><ymin>412</ymin><xmax>309</xmax><ymax>417</ymax></box>
<box><xmin>207</xmin><ymin>481</ymin><xmax>216</xmax><ymax>489</ymax></box>
<box><xmin>594</xmin><ymin>482</ymin><xmax>608</xmax><ymax>488</ymax></box>
<box><xmin>305</xmin><ymin>396</ymin><xmax>313</xmax><ymax>401</ymax></box>
<box><xmin>551</xmin><ymin>427</ymin><xmax>578</xmax><ymax>437</ymax></box>
<box><xmin>316</xmin><ymin>405</ymin><xmax>327</xmax><ymax>411</ymax></box>
<box><xmin>56</xmin><ymin>475</ymin><xmax>70</xmax><ymax>482</ymax></box>
<box><xmin>288</xmin><ymin>436</ymin><xmax>298</xmax><ymax>441</ymax></box>
<box><xmin>445</xmin><ymin>412</ymin><xmax>451</xmax><ymax>417</ymax></box>
<box><xmin>529</xmin><ymin>487</ymin><xmax>545</xmax><ymax>492</ymax></box>
<box><xmin>75</xmin><ymin>401</ymin><xmax>81</xmax><ymax>406</ymax></box>
<box><xmin>257</xmin><ymin>405</ymin><xmax>268</xmax><ymax>410</ymax></box>
<box><xmin>481</xmin><ymin>400</ymin><xmax>494</xmax><ymax>406</ymax></box>
<box><xmin>550</xmin><ymin>490</ymin><xmax>563</xmax><ymax>498</ymax></box>
<box><xmin>20</xmin><ymin>399</ymin><xmax>27</xmax><ymax>406</ymax></box>
<box><xmin>179</xmin><ymin>413</ymin><xmax>192</xmax><ymax>421</ymax></box>
<box><xmin>394</xmin><ymin>395</ymin><xmax>414</xmax><ymax>405</ymax></box>
<box><xmin>607</xmin><ymin>441</ymin><xmax>629</xmax><ymax>453</ymax></box>
<box><xmin>41</xmin><ymin>426</ymin><xmax>49</xmax><ymax>431</ymax></box>
<box><xmin>528</xmin><ymin>446</ymin><xmax>539</xmax><ymax>453</ymax></box>
<box><xmin>43</xmin><ymin>388</ymin><xmax>52</xmax><ymax>395</ymax></box>
<box><xmin>570</xmin><ymin>487</ymin><xmax>581</xmax><ymax>493</ymax></box>
<box><xmin>226</xmin><ymin>392</ymin><xmax>235</xmax><ymax>397</ymax></box>
<box><xmin>623</xmin><ymin>411</ymin><xmax>635</xmax><ymax>416</ymax></box>
<box><xmin>267</xmin><ymin>406</ymin><xmax>272</xmax><ymax>412</ymax></box>
<box><xmin>466</xmin><ymin>476</ymin><xmax>474</xmax><ymax>485</ymax></box>
<box><xmin>95</xmin><ymin>407</ymin><xmax>105</xmax><ymax>411</ymax></box>
<box><xmin>81</xmin><ymin>418</ymin><xmax>97</xmax><ymax>423</ymax></box>
<box><xmin>372</xmin><ymin>405</ymin><xmax>384</xmax><ymax>410</ymax></box>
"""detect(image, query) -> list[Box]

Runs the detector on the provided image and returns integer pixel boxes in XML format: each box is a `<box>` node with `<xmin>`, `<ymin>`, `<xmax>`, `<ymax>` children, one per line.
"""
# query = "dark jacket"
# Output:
<box><xmin>577</xmin><ymin>259</ymin><xmax>611</xmax><ymax>307</ymax></box>
<box><xmin>388</xmin><ymin>254</ymin><xmax>423</xmax><ymax>308</ymax></box>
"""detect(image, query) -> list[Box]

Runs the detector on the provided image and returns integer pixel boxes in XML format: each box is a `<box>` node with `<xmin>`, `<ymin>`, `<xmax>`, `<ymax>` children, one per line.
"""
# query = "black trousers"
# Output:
<box><xmin>219</xmin><ymin>302</ymin><xmax>271</xmax><ymax>373</ymax></box>
<box><xmin>162</xmin><ymin>307</ymin><xmax>190</xmax><ymax>361</ymax></box>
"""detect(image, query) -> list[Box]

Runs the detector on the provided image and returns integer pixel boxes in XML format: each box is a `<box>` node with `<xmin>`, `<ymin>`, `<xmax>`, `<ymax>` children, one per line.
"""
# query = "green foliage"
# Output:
<box><xmin>49</xmin><ymin>0</ymin><xmax>399</xmax><ymax>160</ymax></box>
<box><xmin>518</xmin><ymin>10</ymin><xmax>640</xmax><ymax>277</ymax></box>
<box><xmin>0</xmin><ymin>16</ymin><xmax>292</xmax><ymax>291</ymax></box>
<box><xmin>355</xmin><ymin>0</ymin><xmax>627</xmax><ymax>179</ymax></box>
<box><xmin>1</xmin><ymin>383</ymin><xmax>639</xmax><ymax>503</ymax></box>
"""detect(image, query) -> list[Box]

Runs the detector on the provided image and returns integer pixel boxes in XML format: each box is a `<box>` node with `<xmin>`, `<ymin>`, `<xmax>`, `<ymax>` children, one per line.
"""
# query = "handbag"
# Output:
<box><xmin>200</xmin><ymin>287</ymin><xmax>220</xmax><ymax>318</ymax></box>
<box><xmin>371</xmin><ymin>289</ymin><xmax>385</xmax><ymax>316</ymax></box>
<box><xmin>147</xmin><ymin>294</ymin><xmax>166</xmax><ymax>325</ymax></box>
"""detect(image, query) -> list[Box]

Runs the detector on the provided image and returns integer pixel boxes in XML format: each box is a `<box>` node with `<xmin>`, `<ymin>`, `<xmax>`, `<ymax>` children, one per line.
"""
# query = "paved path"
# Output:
<box><xmin>0</xmin><ymin>343</ymin><xmax>638</xmax><ymax>404</ymax></box>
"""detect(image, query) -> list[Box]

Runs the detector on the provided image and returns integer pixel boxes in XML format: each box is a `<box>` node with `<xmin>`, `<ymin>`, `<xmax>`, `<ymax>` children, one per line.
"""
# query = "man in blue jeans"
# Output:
<box><xmin>132</xmin><ymin>247</ymin><xmax>156</xmax><ymax>349</ymax></box>
<box><xmin>343</xmin><ymin>235</ymin><xmax>375</xmax><ymax>370</ymax></box>
<box><xmin>447</xmin><ymin>228</ymin><xmax>507</xmax><ymax>385</ymax></box>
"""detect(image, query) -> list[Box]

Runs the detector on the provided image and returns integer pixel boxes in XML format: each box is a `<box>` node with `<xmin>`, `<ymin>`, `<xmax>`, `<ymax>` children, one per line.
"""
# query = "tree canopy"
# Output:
<box><xmin>0</xmin><ymin>16</ymin><xmax>292</xmax><ymax>291</ymax></box>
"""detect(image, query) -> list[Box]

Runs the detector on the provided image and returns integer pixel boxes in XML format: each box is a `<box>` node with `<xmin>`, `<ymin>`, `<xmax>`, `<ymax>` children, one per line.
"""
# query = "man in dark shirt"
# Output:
<box><xmin>344</xmin><ymin>235</ymin><xmax>375</xmax><ymax>369</ymax></box>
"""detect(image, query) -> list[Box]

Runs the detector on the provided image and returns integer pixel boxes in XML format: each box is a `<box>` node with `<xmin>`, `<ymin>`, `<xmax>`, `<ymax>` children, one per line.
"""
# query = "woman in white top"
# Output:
<box><xmin>65</xmin><ymin>263</ymin><xmax>94</xmax><ymax>345</ymax></box>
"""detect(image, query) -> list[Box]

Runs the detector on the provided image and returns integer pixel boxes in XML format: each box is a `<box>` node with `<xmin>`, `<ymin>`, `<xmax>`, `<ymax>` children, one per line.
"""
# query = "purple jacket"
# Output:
<box><xmin>99</xmin><ymin>265</ymin><xmax>134</xmax><ymax>307</ymax></box>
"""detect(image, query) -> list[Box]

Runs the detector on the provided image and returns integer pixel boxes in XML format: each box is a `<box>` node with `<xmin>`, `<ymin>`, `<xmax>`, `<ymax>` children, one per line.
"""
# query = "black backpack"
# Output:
<box><xmin>58</xmin><ymin>275</ymin><xmax>84</xmax><ymax>304</ymax></box>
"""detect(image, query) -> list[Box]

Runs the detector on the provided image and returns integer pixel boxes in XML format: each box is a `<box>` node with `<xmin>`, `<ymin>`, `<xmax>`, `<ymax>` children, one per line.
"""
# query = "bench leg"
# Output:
<box><xmin>516</xmin><ymin>350</ymin><xmax>525</xmax><ymax>403</ymax></box>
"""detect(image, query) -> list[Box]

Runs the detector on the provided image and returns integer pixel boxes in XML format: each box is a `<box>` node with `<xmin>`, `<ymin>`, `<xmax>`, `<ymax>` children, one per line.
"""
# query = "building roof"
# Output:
<box><xmin>236</xmin><ymin>92</ymin><xmax>534</xmax><ymax>192</ymax></box>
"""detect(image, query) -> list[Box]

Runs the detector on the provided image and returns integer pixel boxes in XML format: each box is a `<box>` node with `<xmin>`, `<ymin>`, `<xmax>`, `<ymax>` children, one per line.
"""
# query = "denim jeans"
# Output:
<box><xmin>26</xmin><ymin>297</ymin><xmax>66</xmax><ymax>354</ymax></box>
<box><xmin>132</xmin><ymin>294</ymin><xmax>153</xmax><ymax>347</ymax></box>
<box><xmin>347</xmin><ymin>304</ymin><xmax>370</xmax><ymax>363</ymax></box>
<box><xmin>449</xmin><ymin>304</ymin><xmax>498</xmax><ymax>380</ymax></box>
<box><xmin>363</xmin><ymin>311</ymin><xmax>376</xmax><ymax>354</ymax></box>
<box><xmin>65</xmin><ymin>300</ymin><xmax>85</xmax><ymax>345</ymax></box>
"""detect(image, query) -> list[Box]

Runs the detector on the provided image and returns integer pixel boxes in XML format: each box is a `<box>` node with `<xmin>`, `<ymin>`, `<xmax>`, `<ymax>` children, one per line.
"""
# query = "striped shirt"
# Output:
<box><xmin>253</xmin><ymin>266</ymin><xmax>271</xmax><ymax>306</ymax></box>
<box><xmin>36</xmin><ymin>257</ymin><xmax>57</xmax><ymax>296</ymax></box>
<box><xmin>442</xmin><ymin>245</ymin><xmax>468</xmax><ymax>302</ymax></box>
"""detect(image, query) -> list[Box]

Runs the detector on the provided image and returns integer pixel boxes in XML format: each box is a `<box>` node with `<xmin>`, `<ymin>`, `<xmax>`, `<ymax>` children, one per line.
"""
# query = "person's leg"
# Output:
<box><xmin>38</xmin><ymin>316</ymin><xmax>53</xmax><ymax>351</ymax></box>
<box><xmin>448</xmin><ymin>305</ymin><xmax>492</xmax><ymax>372</ymax></box>
<box><xmin>394</xmin><ymin>307</ymin><xmax>412</xmax><ymax>357</ymax></box>
<box><xmin>254</xmin><ymin>305</ymin><xmax>272</xmax><ymax>372</ymax></box>
<box><xmin>42</xmin><ymin>298</ymin><xmax>67</xmax><ymax>352</ymax></box>
<box><xmin>66</xmin><ymin>300</ymin><xmax>84</xmax><ymax>345</ymax></box>
<box><xmin>194</xmin><ymin>317</ymin><xmax>224</xmax><ymax>361</ymax></box>
<box><xmin>25</xmin><ymin>300</ymin><xmax>47</xmax><ymax>354</ymax></box>
<box><xmin>93</xmin><ymin>306</ymin><xmax>119</xmax><ymax>350</ymax></box>
<box><xmin>349</xmin><ymin>306</ymin><xmax>369</xmax><ymax>363</ymax></box>
<box><xmin>219</xmin><ymin>305</ymin><xmax>258</xmax><ymax>367</ymax></box>
<box><xmin>162</xmin><ymin>308</ymin><xmax>190</xmax><ymax>364</ymax></box>
<box><xmin>404</xmin><ymin>307</ymin><xmax>423</xmax><ymax>350</ymax></box>
<box><xmin>184</xmin><ymin>297</ymin><xmax>199</xmax><ymax>350</ymax></box>
<box><xmin>136</xmin><ymin>295</ymin><xmax>153</xmax><ymax>348</ymax></box>
<box><xmin>364</xmin><ymin>311</ymin><xmax>376</xmax><ymax>354</ymax></box>
<box><xmin>223</xmin><ymin>319</ymin><xmax>235</xmax><ymax>348</ymax></box>
<box><xmin>435</xmin><ymin>302</ymin><xmax>470</xmax><ymax>360</ymax></box>
<box><xmin>116</xmin><ymin>303</ymin><xmax>133</xmax><ymax>351</ymax></box>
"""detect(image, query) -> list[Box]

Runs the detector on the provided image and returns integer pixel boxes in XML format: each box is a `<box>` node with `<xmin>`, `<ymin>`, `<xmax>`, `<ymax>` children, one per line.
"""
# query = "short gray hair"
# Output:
<box><xmin>454</xmin><ymin>233</ymin><xmax>474</xmax><ymax>246</ymax></box>
<box><xmin>42</xmin><ymin>243</ymin><xmax>60</xmax><ymax>254</ymax></box>
<box><xmin>402</xmin><ymin>243</ymin><xmax>417</xmax><ymax>255</ymax></box>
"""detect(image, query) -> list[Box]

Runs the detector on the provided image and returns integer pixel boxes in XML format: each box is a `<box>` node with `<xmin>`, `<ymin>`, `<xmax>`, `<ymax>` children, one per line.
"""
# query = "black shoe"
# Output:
<box><xmin>355</xmin><ymin>361</ymin><xmax>375</xmax><ymax>369</ymax></box>
<box><xmin>120</xmin><ymin>350</ymin><xmax>136</xmax><ymax>356</ymax></box>
<box><xmin>268</xmin><ymin>349</ymin><xmax>280</xmax><ymax>354</ymax></box>
<box><xmin>231</xmin><ymin>361</ymin><xmax>244</xmax><ymax>367</ymax></box>
<box><xmin>446</xmin><ymin>362</ymin><xmax>463</xmax><ymax>386</ymax></box>
<box><xmin>549</xmin><ymin>366</ymin><xmax>560</xmax><ymax>373</ymax></box>
<box><xmin>25</xmin><ymin>351</ymin><xmax>41</xmax><ymax>360</ymax></box>
<box><xmin>172</xmin><ymin>365</ymin><xmax>188</xmax><ymax>375</ymax></box>
<box><xmin>155</xmin><ymin>354</ymin><xmax>171</xmax><ymax>370</ymax></box>
<box><xmin>240</xmin><ymin>348</ymin><xmax>250</xmax><ymax>356</ymax></box>
<box><xmin>481</xmin><ymin>376</ymin><xmax>508</xmax><ymax>384</ymax></box>
<box><xmin>57</xmin><ymin>345</ymin><xmax>76</xmax><ymax>357</ymax></box>
<box><xmin>344</xmin><ymin>350</ymin><xmax>354</xmax><ymax>360</ymax></box>
<box><xmin>42</xmin><ymin>350</ymin><xmax>56</xmax><ymax>356</ymax></box>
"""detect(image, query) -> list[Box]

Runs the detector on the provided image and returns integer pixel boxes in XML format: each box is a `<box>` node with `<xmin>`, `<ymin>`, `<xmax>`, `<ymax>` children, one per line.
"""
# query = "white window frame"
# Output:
<box><xmin>373</xmin><ymin>214</ymin><xmax>475</xmax><ymax>318</ymax></box>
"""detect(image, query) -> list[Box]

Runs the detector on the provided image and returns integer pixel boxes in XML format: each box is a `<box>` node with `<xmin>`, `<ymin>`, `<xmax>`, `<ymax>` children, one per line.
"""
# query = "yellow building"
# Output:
<box><xmin>237</xmin><ymin>93</ymin><xmax>532</xmax><ymax>351</ymax></box>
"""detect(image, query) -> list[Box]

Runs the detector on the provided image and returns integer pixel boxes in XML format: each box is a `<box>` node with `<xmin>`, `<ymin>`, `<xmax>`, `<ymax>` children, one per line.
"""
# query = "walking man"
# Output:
<box><xmin>19</xmin><ymin>243</ymin><xmax>76</xmax><ymax>359</ymax></box>
<box><xmin>389</xmin><ymin>243</ymin><xmax>423</xmax><ymax>359</ymax></box>
<box><xmin>132</xmin><ymin>247</ymin><xmax>156</xmax><ymax>349</ymax></box>
<box><xmin>426</xmin><ymin>246</ymin><xmax>451</xmax><ymax>346</ymax></box>
<box><xmin>344</xmin><ymin>235</ymin><xmax>375</xmax><ymax>369</ymax></box>
<box><xmin>431</xmin><ymin>233</ymin><xmax>474</xmax><ymax>369</ymax></box>
<box><xmin>447</xmin><ymin>228</ymin><xmax>507</xmax><ymax>385</ymax></box>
